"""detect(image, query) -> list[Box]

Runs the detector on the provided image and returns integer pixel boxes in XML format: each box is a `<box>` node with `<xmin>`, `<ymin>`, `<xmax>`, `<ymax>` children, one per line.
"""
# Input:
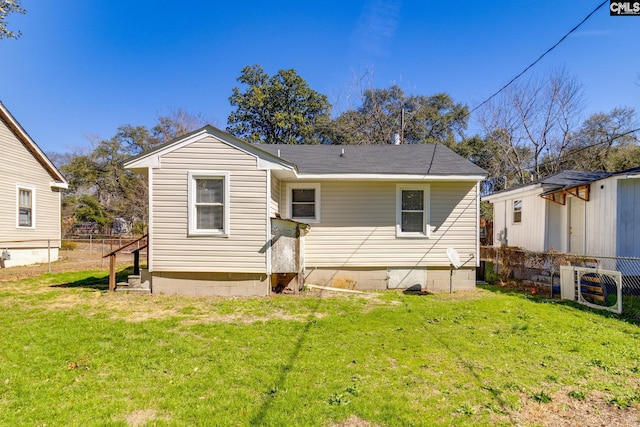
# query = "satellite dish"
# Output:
<box><xmin>446</xmin><ymin>248</ymin><xmax>461</xmax><ymax>269</ymax></box>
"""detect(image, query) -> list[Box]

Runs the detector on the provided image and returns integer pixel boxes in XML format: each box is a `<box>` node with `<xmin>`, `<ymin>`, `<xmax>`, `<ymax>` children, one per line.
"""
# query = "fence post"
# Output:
<box><xmin>48</xmin><ymin>239</ymin><xmax>51</xmax><ymax>273</ymax></box>
<box><xmin>109</xmin><ymin>254</ymin><xmax>116</xmax><ymax>291</ymax></box>
<box><xmin>101</xmin><ymin>238</ymin><xmax>105</xmax><ymax>269</ymax></box>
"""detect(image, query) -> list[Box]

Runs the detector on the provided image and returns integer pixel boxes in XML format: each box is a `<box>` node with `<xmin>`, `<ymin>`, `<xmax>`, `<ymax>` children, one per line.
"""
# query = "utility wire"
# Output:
<box><xmin>493</xmin><ymin>126</ymin><xmax>640</xmax><ymax>182</ymax></box>
<box><xmin>468</xmin><ymin>0</ymin><xmax>609</xmax><ymax>117</ymax></box>
<box><xmin>551</xmin><ymin>126</ymin><xmax>640</xmax><ymax>168</ymax></box>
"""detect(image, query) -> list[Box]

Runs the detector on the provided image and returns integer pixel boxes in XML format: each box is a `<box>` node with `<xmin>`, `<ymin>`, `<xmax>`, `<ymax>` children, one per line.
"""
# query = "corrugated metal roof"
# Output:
<box><xmin>538</xmin><ymin>170</ymin><xmax>611</xmax><ymax>194</ymax></box>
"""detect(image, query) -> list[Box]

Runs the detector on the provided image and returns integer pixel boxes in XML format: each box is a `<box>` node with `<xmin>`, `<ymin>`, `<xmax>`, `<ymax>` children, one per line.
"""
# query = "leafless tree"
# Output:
<box><xmin>478</xmin><ymin>68</ymin><xmax>584</xmax><ymax>183</ymax></box>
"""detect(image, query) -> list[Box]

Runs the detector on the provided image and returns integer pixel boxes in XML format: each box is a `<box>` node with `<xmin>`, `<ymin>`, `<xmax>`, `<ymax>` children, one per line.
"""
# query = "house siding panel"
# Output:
<box><xmin>297</xmin><ymin>180</ymin><xmax>478</xmax><ymax>267</ymax></box>
<box><xmin>270</xmin><ymin>176</ymin><xmax>281</xmax><ymax>217</ymax></box>
<box><xmin>511</xmin><ymin>193</ymin><xmax>546</xmax><ymax>252</ymax></box>
<box><xmin>617</xmin><ymin>178</ymin><xmax>640</xmax><ymax>257</ymax></box>
<box><xmin>491</xmin><ymin>192</ymin><xmax>546</xmax><ymax>252</ymax></box>
<box><xmin>584</xmin><ymin>178</ymin><xmax>617</xmax><ymax>257</ymax></box>
<box><xmin>151</xmin><ymin>137</ymin><xmax>268</xmax><ymax>273</ymax></box>
<box><xmin>0</xmin><ymin>118</ymin><xmax>62</xmax><ymax>253</ymax></box>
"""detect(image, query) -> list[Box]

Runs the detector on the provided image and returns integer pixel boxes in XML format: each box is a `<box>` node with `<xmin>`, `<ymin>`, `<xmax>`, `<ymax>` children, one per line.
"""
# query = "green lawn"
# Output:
<box><xmin>0</xmin><ymin>269</ymin><xmax>639</xmax><ymax>426</ymax></box>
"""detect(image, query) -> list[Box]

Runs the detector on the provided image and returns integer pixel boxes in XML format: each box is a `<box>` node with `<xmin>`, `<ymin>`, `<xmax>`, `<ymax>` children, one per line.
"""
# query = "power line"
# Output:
<box><xmin>553</xmin><ymin>126</ymin><xmax>640</xmax><ymax>167</ymax></box>
<box><xmin>496</xmin><ymin>126</ymin><xmax>640</xmax><ymax>178</ymax></box>
<box><xmin>468</xmin><ymin>0</ymin><xmax>609</xmax><ymax>117</ymax></box>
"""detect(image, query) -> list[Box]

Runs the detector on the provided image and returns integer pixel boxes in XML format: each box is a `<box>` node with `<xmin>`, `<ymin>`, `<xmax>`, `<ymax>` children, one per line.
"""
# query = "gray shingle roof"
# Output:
<box><xmin>538</xmin><ymin>167</ymin><xmax>640</xmax><ymax>195</ymax></box>
<box><xmin>538</xmin><ymin>170</ymin><xmax>611</xmax><ymax>193</ymax></box>
<box><xmin>487</xmin><ymin>168</ymin><xmax>640</xmax><ymax>198</ymax></box>
<box><xmin>258</xmin><ymin>144</ymin><xmax>487</xmax><ymax>176</ymax></box>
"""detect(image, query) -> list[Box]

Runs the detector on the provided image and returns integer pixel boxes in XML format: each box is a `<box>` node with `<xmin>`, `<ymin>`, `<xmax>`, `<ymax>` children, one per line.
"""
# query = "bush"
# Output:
<box><xmin>61</xmin><ymin>240</ymin><xmax>77</xmax><ymax>251</ymax></box>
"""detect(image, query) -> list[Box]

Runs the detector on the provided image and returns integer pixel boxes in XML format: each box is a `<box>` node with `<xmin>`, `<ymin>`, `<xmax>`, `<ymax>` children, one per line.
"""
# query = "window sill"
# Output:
<box><xmin>396</xmin><ymin>233</ymin><xmax>430</xmax><ymax>239</ymax></box>
<box><xmin>188</xmin><ymin>231</ymin><xmax>229</xmax><ymax>238</ymax></box>
<box><xmin>290</xmin><ymin>217</ymin><xmax>319</xmax><ymax>224</ymax></box>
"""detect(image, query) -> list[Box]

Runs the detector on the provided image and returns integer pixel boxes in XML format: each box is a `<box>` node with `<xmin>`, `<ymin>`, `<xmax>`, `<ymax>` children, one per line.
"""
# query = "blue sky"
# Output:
<box><xmin>0</xmin><ymin>1</ymin><xmax>639</xmax><ymax>154</ymax></box>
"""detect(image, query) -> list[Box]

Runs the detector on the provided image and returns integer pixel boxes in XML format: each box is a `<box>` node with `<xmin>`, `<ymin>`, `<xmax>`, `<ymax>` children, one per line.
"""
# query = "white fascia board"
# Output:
<box><xmin>124</xmin><ymin>128</ymin><xmax>295</xmax><ymax>173</ymax></box>
<box><xmin>1</xmin><ymin>102</ymin><xmax>68</xmax><ymax>185</ymax></box>
<box><xmin>257</xmin><ymin>157</ymin><xmax>296</xmax><ymax>171</ymax></box>
<box><xmin>124</xmin><ymin>128</ymin><xmax>212</xmax><ymax>170</ymax></box>
<box><xmin>50</xmin><ymin>181</ymin><xmax>69</xmax><ymax>190</ymax></box>
<box><xmin>125</xmin><ymin>155</ymin><xmax>160</xmax><ymax>170</ymax></box>
<box><xmin>482</xmin><ymin>184</ymin><xmax>542</xmax><ymax>203</ymax></box>
<box><xmin>289</xmin><ymin>173</ymin><xmax>486</xmax><ymax>182</ymax></box>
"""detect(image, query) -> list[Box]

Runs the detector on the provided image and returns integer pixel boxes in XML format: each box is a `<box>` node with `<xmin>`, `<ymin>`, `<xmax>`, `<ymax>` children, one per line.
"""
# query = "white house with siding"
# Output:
<box><xmin>483</xmin><ymin>169</ymin><xmax>640</xmax><ymax>258</ymax></box>
<box><xmin>0</xmin><ymin>101</ymin><xmax>68</xmax><ymax>267</ymax></box>
<box><xmin>125</xmin><ymin>126</ymin><xmax>487</xmax><ymax>296</ymax></box>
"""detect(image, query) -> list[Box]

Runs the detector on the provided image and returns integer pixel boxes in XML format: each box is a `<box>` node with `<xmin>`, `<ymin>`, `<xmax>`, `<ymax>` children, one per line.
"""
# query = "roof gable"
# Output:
<box><xmin>125</xmin><ymin>125</ymin><xmax>487</xmax><ymax>180</ymax></box>
<box><xmin>124</xmin><ymin>125</ymin><xmax>297</xmax><ymax>172</ymax></box>
<box><xmin>0</xmin><ymin>101</ymin><xmax>67</xmax><ymax>187</ymax></box>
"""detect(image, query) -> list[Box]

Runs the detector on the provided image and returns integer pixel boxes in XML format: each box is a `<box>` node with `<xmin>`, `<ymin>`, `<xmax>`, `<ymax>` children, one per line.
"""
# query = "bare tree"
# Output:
<box><xmin>152</xmin><ymin>108</ymin><xmax>211</xmax><ymax>144</ymax></box>
<box><xmin>478</xmin><ymin>69</ymin><xmax>583</xmax><ymax>183</ymax></box>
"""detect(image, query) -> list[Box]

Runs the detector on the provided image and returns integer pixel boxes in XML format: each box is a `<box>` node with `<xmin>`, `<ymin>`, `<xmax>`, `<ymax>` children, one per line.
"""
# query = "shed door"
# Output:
<box><xmin>569</xmin><ymin>197</ymin><xmax>585</xmax><ymax>255</ymax></box>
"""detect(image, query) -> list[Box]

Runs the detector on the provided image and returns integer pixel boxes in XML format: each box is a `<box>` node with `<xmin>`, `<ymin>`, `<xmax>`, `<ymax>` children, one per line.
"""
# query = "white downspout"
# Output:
<box><xmin>265</xmin><ymin>171</ymin><xmax>272</xmax><ymax>278</ymax></box>
<box><xmin>148</xmin><ymin>167</ymin><xmax>154</xmax><ymax>272</ymax></box>
<box><xmin>476</xmin><ymin>182</ymin><xmax>480</xmax><ymax>267</ymax></box>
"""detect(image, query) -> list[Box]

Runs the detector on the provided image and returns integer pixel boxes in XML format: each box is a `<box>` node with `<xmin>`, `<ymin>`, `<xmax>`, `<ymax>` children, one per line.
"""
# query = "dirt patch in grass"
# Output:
<box><xmin>513</xmin><ymin>388</ymin><xmax>640</xmax><ymax>427</ymax></box>
<box><xmin>124</xmin><ymin>409</ymin><xmax>160</xmax><ymax>427</ymax></box>
<box><xmin>332</xmin><ymin>416</ymin><xmax>381</xmax><ymax>427</ymax></box>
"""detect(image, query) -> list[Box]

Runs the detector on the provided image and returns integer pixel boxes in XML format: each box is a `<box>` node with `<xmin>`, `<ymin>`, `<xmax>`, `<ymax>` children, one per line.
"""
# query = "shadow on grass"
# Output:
<box><xmin>50</xmin><ymin>267</ymin><xmax>134</xmax><ymax>291</ymax></box>
<box><xmin>478</xmin><ymin>283</ymin><xmax>640</xmax><ymax>326</ymax></box>
<box><xmin>249</xmin><ymin>293</ymin><xmax>323</xmax><ymax>425</ymax></box>
<box><xmin>402</xmin><ymin>284</ymin><xmax>433</xmax><ymax>296</ymax></box>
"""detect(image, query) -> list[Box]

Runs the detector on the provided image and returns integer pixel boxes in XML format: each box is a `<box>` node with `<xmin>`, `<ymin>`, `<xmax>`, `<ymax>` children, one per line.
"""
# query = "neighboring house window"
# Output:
<box><xmin>513</xmin><ymin>199</ymin><xmax>522</xmax><ymax>224</ymax></box>
<box><xmin>188</xmin><ymin>171</ymin><xmax>230</xmax><ymax>236</ymax></box>
<box><xmin>286</xmin><ymin>183</ymin><xmax>320</xmax><ymax>223</ymax></box>
<box><xmin>17</xmin><ymin>186</ymin><xmax>35</xmax><ymax>228</ymax></box>
<box><xmin>396</xmin><ymin>184</ymin><xmax>430</xmax><ymax>237</ymax></box>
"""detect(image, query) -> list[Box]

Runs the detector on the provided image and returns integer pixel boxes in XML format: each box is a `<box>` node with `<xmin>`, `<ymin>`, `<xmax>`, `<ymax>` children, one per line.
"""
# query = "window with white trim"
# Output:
<box><xmin>513</xmin><ymin>199</ymin><xmax>522</xmax><ymax>224</ymax></box>
<box><xmin>286</xmin><ymin>183</ymin><xmax>320</xmax><ymax>223</ymax></box>
<box><xmin>188</xmin><ymin>171</ymin><xmax>230</xmax><ymax>236</ymax></box>
<box><xmin>396</xmin><ymin>184</ymin><xmax>429</xmax><ymax>237</ymax></box>
<box><xmin>17</xmin><ymin>186</ymin><xmax>35</xmax><ymax>228</ymax></box>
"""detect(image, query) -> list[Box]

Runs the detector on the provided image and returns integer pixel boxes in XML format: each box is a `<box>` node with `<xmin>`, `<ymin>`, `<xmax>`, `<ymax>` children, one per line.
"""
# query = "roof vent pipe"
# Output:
<box><xmin>392</xmin><ymin>133</ymin><xmax>401</xmax><ymax>145</ymax></box>
<box><xmin>340</xmin><ymin>148</ymin><xmax>345</xmax><ymax>157</ymax></box>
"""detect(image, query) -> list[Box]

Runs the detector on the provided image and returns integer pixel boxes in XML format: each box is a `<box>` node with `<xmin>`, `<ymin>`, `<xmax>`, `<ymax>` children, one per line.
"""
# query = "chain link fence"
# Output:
<box><xmin>480</xmin><ymin>246</ymin><xmax>640</xmax><ymax>323</ymax></box>
<box><xmin>0</xmin><ymin>236</ymin><xmax>144</xmax><ymax>273</ymax></box>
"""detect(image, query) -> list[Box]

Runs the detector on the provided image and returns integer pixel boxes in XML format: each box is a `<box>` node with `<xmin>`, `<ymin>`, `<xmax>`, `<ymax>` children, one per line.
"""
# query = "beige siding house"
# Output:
<box><xmin>0</xmin><ymin>101</ymin><xmax>68</xmax><ymax>267</ymax></box>
<box><xmin>126</xmin><ymin>126</ymin><xmax>487</xmax><ymax>296</ymax></box>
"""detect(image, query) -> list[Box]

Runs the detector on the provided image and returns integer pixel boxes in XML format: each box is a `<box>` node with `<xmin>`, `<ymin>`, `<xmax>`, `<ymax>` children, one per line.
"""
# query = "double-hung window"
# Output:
<box><xmin>513</xmin><ymin>200</ymin><xmax>522</xmax><ymax>224</ymax></box>
<box><xmin>286</xmin><ymin>183</ymin><xmax>320</xmax><ymax>223</ymax></box>
<box><xmin>396</xmin><ymin>184</ymin><xmax>430</xmax><ymax>237</ymax></box>
<box><xmin>188</xmin><ymin>171</ymin><xmax>230</xmax><ymax>236</ymax></box>
<box><xmin>17</xmin><ymin>186</ymin><xmax>34</xmax><ymax>228</ymax></box>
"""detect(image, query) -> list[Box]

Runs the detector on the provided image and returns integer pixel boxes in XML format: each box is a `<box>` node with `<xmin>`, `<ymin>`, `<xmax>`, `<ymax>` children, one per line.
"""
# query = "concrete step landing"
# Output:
<box><xmin>115</xmin><ymin>275</ymin><xmax>151</xmax><ymax>293</ymax></box>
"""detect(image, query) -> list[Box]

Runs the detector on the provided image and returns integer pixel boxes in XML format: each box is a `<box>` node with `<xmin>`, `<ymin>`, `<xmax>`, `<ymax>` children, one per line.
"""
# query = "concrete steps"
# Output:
<box><xmin>115</xmin><ymin>274</ymin><xmax>151</xmax><ymax>293</ymax></box>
